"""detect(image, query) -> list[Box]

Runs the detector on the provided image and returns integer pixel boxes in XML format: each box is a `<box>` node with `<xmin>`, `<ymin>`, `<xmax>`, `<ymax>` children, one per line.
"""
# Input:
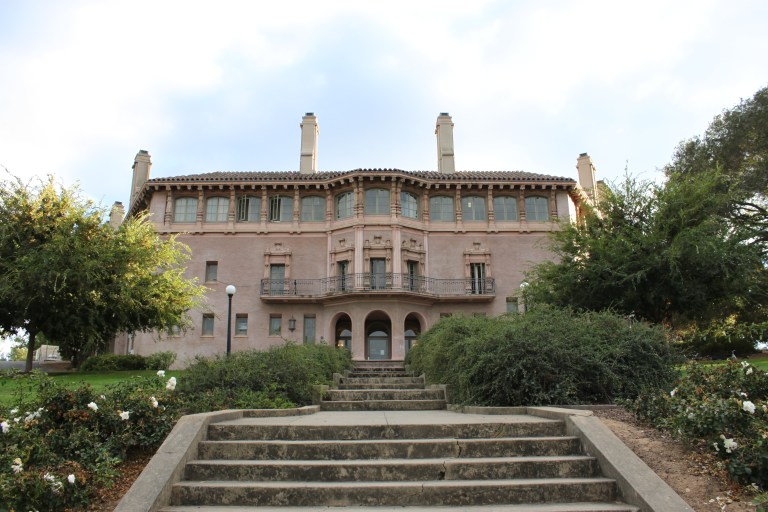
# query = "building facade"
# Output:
<box><xmin>114</xmin><ymin>113</ymin><xmax>599</xmax><ymax>366</ymax></box>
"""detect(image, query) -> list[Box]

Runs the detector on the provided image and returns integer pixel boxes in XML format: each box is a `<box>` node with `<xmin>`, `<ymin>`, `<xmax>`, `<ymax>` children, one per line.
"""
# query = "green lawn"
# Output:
<box><xmin>0</xmin><ymin>370</ymin><xmax>184</xmax><ymax>407</ymax></box>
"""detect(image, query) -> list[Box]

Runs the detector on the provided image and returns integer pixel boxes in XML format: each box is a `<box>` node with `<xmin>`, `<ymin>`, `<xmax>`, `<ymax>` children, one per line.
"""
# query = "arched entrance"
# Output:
<box><xmin>365</xmin><ymin>311</ymin><xmax>391</xmax><ymax>360</ymax></box>
<box><xmin>334</xmin><ymin>315</ymin><xmax>352</xmax><ymax>352</ymax></box>
<box><xmin>404</xmin><ymin>314</ymin><xmax>422</xmax><ymax>355</ymax></box>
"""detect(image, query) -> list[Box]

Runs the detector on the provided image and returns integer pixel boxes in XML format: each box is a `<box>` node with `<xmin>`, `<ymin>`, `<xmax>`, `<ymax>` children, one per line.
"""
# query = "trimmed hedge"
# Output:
<box><xmin>406</xmin><ymin>307</ymin><xmax>678</xmax><ymax>406</ymax></box>
<box><xmin>179</xmin><ymin>342</ymin><xmax>353</xmax><ymax>411</ymax></box>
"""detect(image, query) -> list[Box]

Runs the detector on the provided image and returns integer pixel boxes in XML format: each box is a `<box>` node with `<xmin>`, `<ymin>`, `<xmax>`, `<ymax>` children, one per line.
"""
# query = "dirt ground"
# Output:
<box><xmin>90</xmin><ymin>408</ymin><xmax>757</xmax><ymax>511</ymax></box>
<box><xmin>593</xmin><ymin>407</ymin><xmax>756</xmax><ymax>511</ymax></box>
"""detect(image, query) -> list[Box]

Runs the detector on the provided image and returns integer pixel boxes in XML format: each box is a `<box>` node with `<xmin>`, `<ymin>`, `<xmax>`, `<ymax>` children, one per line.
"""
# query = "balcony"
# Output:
<box><xmin>259</xmin><ymin>273</ymin><xmax>495</xmax><ymax>303</ymax></box>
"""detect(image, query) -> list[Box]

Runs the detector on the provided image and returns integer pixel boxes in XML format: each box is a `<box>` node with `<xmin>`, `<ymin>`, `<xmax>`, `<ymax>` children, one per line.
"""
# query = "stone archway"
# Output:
<box><xmin>334</xmin><ymin>314</ymin><xmax>352</xmax><ymax>352</ymax></box>
<box><xmin>404</xmin><ymin>313</ymin><xmax>423</xmax><ymax>355</ymax></box>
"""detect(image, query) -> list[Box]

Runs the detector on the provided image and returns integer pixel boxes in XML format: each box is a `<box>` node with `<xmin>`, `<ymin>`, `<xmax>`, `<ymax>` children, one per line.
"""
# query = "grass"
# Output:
<box><xmin>0</xmin><ymin>370</ymin><xmax>184</xmax><ymax>407</ymax></box>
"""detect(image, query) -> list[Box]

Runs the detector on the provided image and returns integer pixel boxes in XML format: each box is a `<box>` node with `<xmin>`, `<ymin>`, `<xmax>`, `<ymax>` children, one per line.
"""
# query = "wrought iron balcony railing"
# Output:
<box><xmin>259</xmin><ymin>273</ymin><xmax>495</xmax><ymax>298</ymax></box>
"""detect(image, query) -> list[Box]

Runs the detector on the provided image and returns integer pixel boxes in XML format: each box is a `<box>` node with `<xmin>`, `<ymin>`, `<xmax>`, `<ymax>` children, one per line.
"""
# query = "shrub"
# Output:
<box><xmin>406</xmin><ymin>306</ymin><xmax>678</xmax><ymax>406</ymax></box>
<box><xmin>79</xmin><ymin>354</ymin><xmax>146</xmax><ymax>372</ymax></box>
<box><xmin>145</xmin><ymin>351</ymin><xmax>177</xmax><ymax>370</ymax></box>
<box><xmin>627</xmin><ymin>359</ymin><xmax>768</xmax><ymax>489</ymax></box>
<box><xmin>179</xmin><ymin>342</ymin><xmax>352</xmax><ymax>412</ymax></box>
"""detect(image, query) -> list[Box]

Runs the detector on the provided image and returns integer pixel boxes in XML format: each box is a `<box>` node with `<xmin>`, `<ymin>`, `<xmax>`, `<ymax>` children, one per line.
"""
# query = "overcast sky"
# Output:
<box><xmin>1</xmin><ymin>0</ymin><xmax>767</xmax><ymax>211</ymax></box>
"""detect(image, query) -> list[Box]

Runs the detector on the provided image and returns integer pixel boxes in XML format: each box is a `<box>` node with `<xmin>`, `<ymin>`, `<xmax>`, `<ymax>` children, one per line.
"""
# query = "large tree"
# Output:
<box><xmin>666</xmin><ymin>85</ymin><xmax>768</xmax><ymax>255</ymax></box>
<box><xmin>0</xmin><ymin>175</ymin><xmax>206</xmax><ymax>371</ymax></box>
<box><xmin>525</xmin><ymin>169</ymin><xmax>767</xmax><ymax>335</ymax></box>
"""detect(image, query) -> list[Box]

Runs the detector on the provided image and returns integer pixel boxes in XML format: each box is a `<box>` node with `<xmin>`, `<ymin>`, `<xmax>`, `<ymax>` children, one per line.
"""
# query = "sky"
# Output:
<box><xmin>0</xmin><ymin>1</ymin><xmax>767</xmax><ymax>356</ymax></box>
<box><xmin>1</xmin><ymin>0</ymin><xmax>767</xmax><ymax>211</ymax></box>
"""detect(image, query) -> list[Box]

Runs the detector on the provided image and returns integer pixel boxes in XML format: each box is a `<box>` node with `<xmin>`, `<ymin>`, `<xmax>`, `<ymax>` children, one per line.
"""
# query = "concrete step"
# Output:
<box><xmin>340</xmin><ymin>376</ymin><xmax>424</xmax><ymax>384</ymax></box>
<box><xmin>161</xmin><ymin>504</ymin><xmax>640</xmax><ymax>512</ymax></box>
<box><xmin>198</xmin><ymin>436</ymin><xmax>583</xmax><ymax>460</ymax></box>
<box><xmin>346</xmin><ymin>371</ymin><xmax>413</xmax><ymax>378</ymax></box>
<box><xmin>207</xmin><ymin>420</ymin><xmax>565</xmax><ymax>441</ymax></box>
<box><xmin>352</xmin><ymin>360</ymin><xmax>405</xmax><ymax>368</ymax></box>
<box><xmin>324</xmin><ymin>389</ymin><xmax>444</xmax><ymax>401</ymax></box>
<box><xmin>321</xmin><ymin>399</ymin><xmax>448</xmax><ymax>411</ymax></box>
<box><xmin>338</xmin><ymin>382</ymin><xmax>425</xmax><ymax>389</ymax></box>
<box><xmin>171</xmin><ymin>478</ymin><xmax>618</xmax><ymax>507</ymax></box>
<box><xmin>184</xmin><ymin>456</ymin><xmax>599</xmax><ymax>481</ymax></box>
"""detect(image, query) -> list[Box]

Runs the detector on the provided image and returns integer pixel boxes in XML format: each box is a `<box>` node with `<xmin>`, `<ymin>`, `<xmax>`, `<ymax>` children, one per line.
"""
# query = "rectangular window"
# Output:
<box><xmin>429</xmin><ymin>196</ymin><xmax>455</xmax><ymax>221</ymax></box>
<box><xmin>205</xmin><ymin>197</ymin><xmax>229</xmax><ymax>222</ymax></box>
<box><xmin>237</xmin><ymin>196</ymin><xmax>261</xmax><ymax>222</ymax></box>
<box><xmin>205</xmin><ymin>261</ymin><xmax>218</xmax><ymax>282</ymax></box>
<box><xmin>301</xmin><ymin>196</ymin><xmax>325</xmax><ymax>221</ymax></box>
<box><xmin>493</xmin><ymin>196</ymin><xmax>519</xmax><ymax>221</ymax></box>
<box><xmin>364</xmin><ymin>189</ymin><xmax>390</xmax><ymax>215</ymax></box>
<box><xmin>400</xmin><ymin>192</ymin><xmax>419</xmax><ymax>219</ymax></box>
<box><xmin>235</xmin><ymin>314</ymin><xmax>248</xmax><ymax>335</ymax></box>
<box><xmin>461</xmin><ymin>196</ymin><xmax>487</xmax><ymax>221</ymax></box>
<box><xmin>269</xmin><ymin>315</ymin><xmax>282</xmax><ymax>336</ymax></box>
<box><xmin>335</xmin><ymin>192</ymin><xmax>354</xmax><ymax>219</ymax></box>
<box><xmin>506</xmin><ymin>298</ymin><xmax>519</xmax><ymax>313</ymax></box>
<box><xmin>525</xmin><ymin>196</ymin><xmax>550</xmax><ymax>221</ymax></box>
<box><xmin>269</xmin><ymin>195</ymin><xmax>293</xmax><ymax>222</ymax></box>
<box><xmin>303</xmin><ymin>315</ymin><xmax>316</xmax><ymax>344</ymax></box>
<box><xmin>202</xmin><ymin>314</ymin><xmax>214</xmax><ymax>336</ymax></box>
<box><xmin>174</xmin><ymin>197</ymin><xmax>198</xmax><ymax>223</ymax></box>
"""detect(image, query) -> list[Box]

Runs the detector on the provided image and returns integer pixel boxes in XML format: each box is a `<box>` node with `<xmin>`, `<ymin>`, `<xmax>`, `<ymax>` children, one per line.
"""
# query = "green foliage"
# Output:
<box><xmin>406</xmin><ymin>307</ymin><xmax>677</xmax><ymax>406</ymax></box>
<box><xmin>0</xmin><ymin>175</ymin><xmax>206</xmax><ymax>371</ymax></box>
<box><xmin>145</xmin><ymin>351</ymin><xmax>177</xmax><ymax>370</ymax></box>
<box><xmin>80</xmin><ymin>354</ymin><xmax>147</xmax><ymax>372</ymax></box>
<box><xmin>179</xmin><ymin>342</ymin><xmax>352</xmax><ymax>412</ymax></box>
<box><xmin>627</xmin><ymin>359</ymin><xmax>768</xmax><ymax>489</ymax></box>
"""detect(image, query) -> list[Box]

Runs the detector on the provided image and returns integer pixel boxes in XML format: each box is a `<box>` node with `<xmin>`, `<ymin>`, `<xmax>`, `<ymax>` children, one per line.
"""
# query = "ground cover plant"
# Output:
<box><xmin>626</xmin><ymin>359</ymin><xmax>768</xmax><ymax>494</ymax></box>
<box><xmin>406</xmin><ymin>306</ymin><xmax>678</xmax><ymax>406</ymax></box>
<box><xmin>0</xmin><ymin>342</ymin><xmax>350</xmax><ymax>511</ymax></box>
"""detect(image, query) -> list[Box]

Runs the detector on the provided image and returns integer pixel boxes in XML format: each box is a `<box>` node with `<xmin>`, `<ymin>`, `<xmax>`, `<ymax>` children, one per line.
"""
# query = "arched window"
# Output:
<box><xmin>461</xmin><ymin>196</ymin><xmax>486</xmax><ymax>221</ymax></box>
<box><xmin>269</xmin><ymin>195</ymin><xmax>293</xmax><ymax>222</ymax></box>
<box><xmin>236</xmin><ymin>195</ymin><xmax>261</xmax><ymax>222</ymax></box>
<box><xmin>400</xmin><ymin>192</ymin><xmax>419</xmax><ymax>219</ymax></box>
<box><xmin>493</xmin><ymin>196</ymin><xmax>518</xmax><ymax>221</ymax></box>
<box><xmin>173</xmin><ymin>197</ymin><xmax>197</xmax><ymax>223</ymax></box>
<box><xmin>205</xmin><ymin>197</ymin><xmax>229</xmax><ymax>222</ymax></box>
<box><xmin>365</xmin><ymin>188</ymin><xmax>390</xmax><ymax>215</ymax></box>
<box><xmin>335</xmin><ymin>192</ymin><xmax>353</xmax><ymax>219</ymax></box>
<box><xmin>301</xmin><ymin>196</ymin><xmax>325</xmax><ymax>222</ymax></box>
<box><xmin>525</xmin><ymin>196</ymin><xmax>549</xmax><ymax>221</ymax></box>
<box><xmin>429</xmin><ymin>196</ymin><xmax>454</xmax><ymax>221</ymax></box>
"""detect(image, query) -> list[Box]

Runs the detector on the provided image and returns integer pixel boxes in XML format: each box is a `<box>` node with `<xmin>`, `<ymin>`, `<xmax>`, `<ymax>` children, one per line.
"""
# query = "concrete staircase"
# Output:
<box><xmin>321</xmin><ymin>360</ymin><xmax>446</xmax><ymax>411</ymax></box>
<box><xmin>158</xmin><ymin>362</ymin><xmax>639</xmax><ymax>511</ymax></box>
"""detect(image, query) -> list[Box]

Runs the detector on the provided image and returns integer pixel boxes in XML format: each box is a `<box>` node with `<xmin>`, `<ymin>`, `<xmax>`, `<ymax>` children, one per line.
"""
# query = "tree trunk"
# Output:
<box><xmin>25</xmin><ymin>330</ymin><xmax>36</xmax><ymax>373</ymax></box>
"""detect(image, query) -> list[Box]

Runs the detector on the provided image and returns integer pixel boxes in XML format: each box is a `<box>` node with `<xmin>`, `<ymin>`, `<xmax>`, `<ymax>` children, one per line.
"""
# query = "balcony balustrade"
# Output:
<box><xmin>259</xmin><ymin>273</ymin><xmax>495</xmax><ymax>302</ymax></box>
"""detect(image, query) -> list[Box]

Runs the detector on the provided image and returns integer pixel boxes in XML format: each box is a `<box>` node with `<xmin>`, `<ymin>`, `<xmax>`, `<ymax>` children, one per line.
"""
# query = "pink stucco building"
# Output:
<box><xmin>113</xmin><ymin>113</ymin><xmax>599</xmax><ymax>366</ymax></box>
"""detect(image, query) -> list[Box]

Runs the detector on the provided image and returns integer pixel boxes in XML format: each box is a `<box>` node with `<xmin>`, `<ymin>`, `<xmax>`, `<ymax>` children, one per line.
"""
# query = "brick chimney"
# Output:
<box><xmin>299</xmin><ymin>112</ymin><xmax>319</xmax><ymax>174</ymax></box>
<box><xmin>130</xmin><ymin>150</ymin><xmax>151</xmax><ymax>209</ymax></box>
<box><xmin>109</xmin><ymin>201</ymin><xmax>125</xmax><ymax>228</ymax></box>
<box><xmin>576</xmin><ymin>152</ymin><xmax>599</xmax><ymax>204</ymax></box>
<box><xmin>435</xmin><ymin>113</ymin><xmax>455</xmax><ymax>173</ymax></box>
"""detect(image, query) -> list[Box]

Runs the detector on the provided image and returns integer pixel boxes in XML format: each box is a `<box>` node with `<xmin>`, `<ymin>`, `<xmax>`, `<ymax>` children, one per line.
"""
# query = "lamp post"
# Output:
<box><xmin>225</xmin><ymin>285</ymin><xmax>236</xmax><ymax>356</ymax></box>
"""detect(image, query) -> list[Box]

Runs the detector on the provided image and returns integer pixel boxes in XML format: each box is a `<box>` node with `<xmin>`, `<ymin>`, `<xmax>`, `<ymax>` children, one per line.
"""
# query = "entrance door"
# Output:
<box><xmin>371</xmin><ymin>258</ymin><xmax>386</xmax><ymax>290</ymax></box>
<box><xmin>470</xmin><ymin>262</ymin><xmax>485</xmax><ymax>294</ymax></box>
<box><xmin>337</xmin><ymin>261</ymin><xmax>349</xmax><ymax>291</ymax></box>
<box><xmin>367</xmin><ymin>330</ymin><xmax>390</xmax><ymax>360</ymax></box>
<box><xmin>406</xmin><ymin>260</ymin><xmax>419</xmax><ymax>291</ymax></box>
<box><xmin>270</xmin><ymin>264</ymin><xmax>285</xmax><ymax>295</ymax></box>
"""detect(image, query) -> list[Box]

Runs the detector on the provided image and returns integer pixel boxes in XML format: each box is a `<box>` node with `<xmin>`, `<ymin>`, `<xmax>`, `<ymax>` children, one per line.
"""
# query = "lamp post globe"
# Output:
<box><xmin>225</xmin><ymin>285</ymin><xmax>236</xmax><ymax>355</ymax></box>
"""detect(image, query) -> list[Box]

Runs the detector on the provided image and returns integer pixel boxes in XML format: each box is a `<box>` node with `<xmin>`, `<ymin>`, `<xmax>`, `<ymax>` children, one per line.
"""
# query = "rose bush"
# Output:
<box><xmin>627</xmin><ymin>359</ymin><xmax>768</xmax><ymax>490</ymax></box>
